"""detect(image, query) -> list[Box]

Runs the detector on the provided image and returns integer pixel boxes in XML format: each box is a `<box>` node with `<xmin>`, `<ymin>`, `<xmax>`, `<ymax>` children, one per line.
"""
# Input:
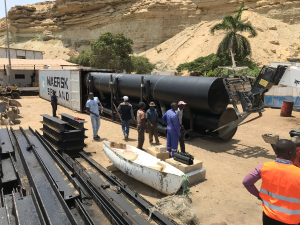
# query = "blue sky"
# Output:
<box><xmin>0</xmin><ymin>0</ymin><xmax>55</xmax><ymax>19</ymax></box>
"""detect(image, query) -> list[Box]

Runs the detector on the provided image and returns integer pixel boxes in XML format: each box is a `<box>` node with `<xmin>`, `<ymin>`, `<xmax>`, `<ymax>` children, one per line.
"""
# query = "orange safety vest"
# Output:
<box><xmin>260</xmin><ymin>162</ymin><xmax>300</xmax><ymax>224</ymax></box>
<box><xmin>294</xmin><ymin>147</ymin><xmax>300</xmax><ymax>168</ymax></box>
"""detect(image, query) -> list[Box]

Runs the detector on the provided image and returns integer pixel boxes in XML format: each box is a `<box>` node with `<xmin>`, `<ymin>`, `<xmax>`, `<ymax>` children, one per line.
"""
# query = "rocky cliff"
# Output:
<box><xmin>0</xmin><ymin>0</ymin><xmax>300</xmax><ymax>64</ymax></box>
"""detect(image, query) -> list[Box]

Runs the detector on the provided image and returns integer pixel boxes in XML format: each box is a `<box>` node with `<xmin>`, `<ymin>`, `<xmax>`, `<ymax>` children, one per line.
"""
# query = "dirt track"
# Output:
<box><xmin>3</xmin><ymin>96</ymin><xmax>300</xmax><ymax>225</ymax></box>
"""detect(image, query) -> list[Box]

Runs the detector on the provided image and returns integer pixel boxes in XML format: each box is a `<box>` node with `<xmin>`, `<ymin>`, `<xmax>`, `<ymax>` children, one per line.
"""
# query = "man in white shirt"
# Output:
<box><xmin>176</xmin><ymin>101</ymin><xmax>186</xmax><ymax>153</ymax></box>
<box><xmin>86</xmin><ymin>92</ymin><xmax>103</xmax><ymax>140</ymax></box>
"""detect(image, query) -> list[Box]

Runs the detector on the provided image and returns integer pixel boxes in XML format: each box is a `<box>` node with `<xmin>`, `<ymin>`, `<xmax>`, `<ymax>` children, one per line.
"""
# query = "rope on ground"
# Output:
<box><xmin>182</xmin><ymin>174</ymin><xmax>190</xmax><ymax>197</ymax></box>
<box><xmin>148</xmin><ymin>175</ymin><xmax>198</xmax><ymax>224</ymax></box>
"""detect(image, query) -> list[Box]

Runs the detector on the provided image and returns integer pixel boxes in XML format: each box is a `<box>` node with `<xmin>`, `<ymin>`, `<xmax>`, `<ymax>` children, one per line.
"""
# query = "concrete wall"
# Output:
<box><xmin>0</xmin><ymin>69</ymin><xmax>38</xmax><ymax>87</ymax></box>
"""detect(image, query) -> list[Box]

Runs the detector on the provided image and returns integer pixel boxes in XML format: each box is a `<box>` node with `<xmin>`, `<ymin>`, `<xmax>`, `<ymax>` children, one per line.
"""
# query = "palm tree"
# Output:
<box><xmin>210</xmin><ymin>4</ymin><xmax>257</xmax><ymax>67</ymax></box>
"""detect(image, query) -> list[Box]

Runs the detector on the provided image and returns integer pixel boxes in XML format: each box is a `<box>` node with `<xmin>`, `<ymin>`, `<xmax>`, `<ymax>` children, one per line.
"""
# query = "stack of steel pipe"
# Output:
<box><xmin>40</xmin><ymin>113</ymin><xmax>87</xmax><ymax>157</ymax></box>
<box><xmin>84</xmin><ymin>73</ymin><xmax>238</xmax><ymax>140</ymax></box>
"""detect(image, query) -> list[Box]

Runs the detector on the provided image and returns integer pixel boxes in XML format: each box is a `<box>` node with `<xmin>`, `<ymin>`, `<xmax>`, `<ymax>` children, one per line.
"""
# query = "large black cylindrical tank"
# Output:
<box><xmin>193</xmin><ymin>108</ymin><xmax>238</xmax><ymax>140</ymax></box>
<box><xmin>85</xmin><ymin>73</ymin><xmax>229</xmax><ymax>114</ymax></box>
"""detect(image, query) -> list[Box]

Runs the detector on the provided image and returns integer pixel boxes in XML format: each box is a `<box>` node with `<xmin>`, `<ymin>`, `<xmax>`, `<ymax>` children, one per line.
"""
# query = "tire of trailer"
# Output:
<box><xmin>11</xmin><ymin>91</ymin><xmax>20</xmax><ymax>99</ymax></box>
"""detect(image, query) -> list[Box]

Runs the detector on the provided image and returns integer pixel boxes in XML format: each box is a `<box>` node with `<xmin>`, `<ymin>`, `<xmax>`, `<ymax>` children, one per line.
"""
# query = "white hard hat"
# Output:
<box><xmin>123</xmin><ymin>96</ymin><xmax>129</xmax><ymax>101</ymax></box>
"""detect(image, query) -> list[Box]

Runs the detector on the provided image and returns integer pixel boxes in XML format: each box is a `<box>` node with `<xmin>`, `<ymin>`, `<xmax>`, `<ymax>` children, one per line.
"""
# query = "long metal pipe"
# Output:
<box><xmin>4</xmin><ymin>0</ymin><xmax>11</xmax><ymax>86</ymax></box>
<box><xmin>86</xmin><ymin>73</ymin><xmax>229</xmax><ymax>114</ymax></box>
<box><xmin>85</xmin><ymin>73</ymin><xmax>238</xmax><ymax>140</ymax></box>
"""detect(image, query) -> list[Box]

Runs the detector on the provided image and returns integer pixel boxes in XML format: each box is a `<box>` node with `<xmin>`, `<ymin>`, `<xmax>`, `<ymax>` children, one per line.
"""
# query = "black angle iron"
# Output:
<box><xmin>11</xmin><ymin>126</ymin><xmax>78</xmax><ymax>225</ymax></box>
<box><xmin>60</xmin><ymin>113</ymin><xmax>87</xmax><ymax>130</ymax></box>
<box><xmin>78</xmin><ymin>152</ymin><xmax>177</xmax><ymax>225</ymax></box>
<box><xmin>173</xmin><ymin>152</ymin><xmax>194</xmax><ymax>165</ymax></box>
<box><xmin>41</xmin><ymin>114</ymin><xmax>87</xmax><ymax>157</ymax></box>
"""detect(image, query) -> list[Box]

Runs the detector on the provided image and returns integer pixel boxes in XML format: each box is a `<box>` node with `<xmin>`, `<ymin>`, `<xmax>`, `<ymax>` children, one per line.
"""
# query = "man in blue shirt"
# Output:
<box><xmin>117</xmin><ymin>96</ymin><xmax>135</xmax><ymax>140</ymax></box>
<box><xmin>86</xmin><ymin>92</ymin><xmax>103</xmax><ymax>140</ymax></box>
<box><xmin>146</xmin><ymin>102</ymin><xmax>160</xmax><ymax>145</ymax></box>
<box><xmin>51</xmin><ymin>90</ymin><xmax>57</xmax><ymax>117</ymax></box>
<box><xmin>162</xmin><ymin>102</ymin><xmax>181</xmax><ymax>157</ymax></box>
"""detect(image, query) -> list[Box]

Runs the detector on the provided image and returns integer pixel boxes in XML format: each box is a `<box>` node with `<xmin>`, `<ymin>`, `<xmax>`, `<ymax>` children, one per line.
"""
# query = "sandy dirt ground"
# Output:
<box><xmin>3</xmin><ymin>96</ymin><xmax>300</xmax><ymax>225</ymax></box>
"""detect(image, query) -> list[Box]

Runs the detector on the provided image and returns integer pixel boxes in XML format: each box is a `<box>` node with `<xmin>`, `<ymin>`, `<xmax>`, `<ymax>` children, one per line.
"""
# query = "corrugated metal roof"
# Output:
<box><xmin>0</xmin><ymin>47</ymin><xmax>44</xmax><ymax>53</ymax></box>
<box><xmin>0</xmin><ymin>59</ymin><xmax>78</xmax><ymax>70</ymax></box>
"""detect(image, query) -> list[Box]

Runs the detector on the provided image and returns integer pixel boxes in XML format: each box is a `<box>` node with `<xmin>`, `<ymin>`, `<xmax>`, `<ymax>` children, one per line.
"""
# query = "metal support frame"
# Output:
<box><xmin>10</xmin><ymin>127</ymin><xmax>77</xmax><ymax>225</ymax></box>
<box><xmin>41</xmin><ymin>114</ymin><xmax>69</xmax><ymax>131</ymax></box>
<box><xmin>140</xmin><ymin>76</ymin><xmax>144</xmax><ymax>102</ymax></box>
<box><xmin>218</xmin><ymin>112</ymin><xmax>262</xmax><ymax>139</ymax></box>
<box><xmin>146</xmin><ymin>80</ymin><xmax>150</xmax><ymax>105</ymax></box>
<box><xmin>79</xmin><ymin>152</ymin><xmax>177</xmax><ymax>225</ymax></box>
<box><xmin>114</xmin><ymin>77</ymin><xmax>119</xmax><ymax>99</ymax></box>
<box><xmin>59</xmin><ymin>113</ymin><xmax>87</xmax><ymax>130</ymax></box>
<box><xmin>110</xmin><ymin>75</ymin><xmax>114</xmax><ymax>121</ymax></box>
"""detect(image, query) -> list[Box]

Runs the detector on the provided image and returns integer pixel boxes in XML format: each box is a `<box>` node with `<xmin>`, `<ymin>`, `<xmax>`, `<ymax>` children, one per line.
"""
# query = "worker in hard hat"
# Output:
<box><xmin>117</xmin><ymin>96</ymin><xmax>135</xmax><ymax>140</ymax></box>
<box><xmin>243</xmin><ymin>139</ymin><xmax>300</xmax><ymax>225</ymax></box>
<box><xmin>137</xmin><ymin>102</ymin><xmax>148</xmax><ymax>150</ymax></box>
<box><xmin>176</xmin><ymin>101</ymin><xmax>186</xmax><ymax>153</ymax></box>
<box><xmin>162</xmin><ymin>102</ymin><xmax>181</xmax><ymax>158</ymax></box>
<box><xmin>146</xmin><ymin>102</ymin><xmax>160</xmax><ymax>145</ymax></box>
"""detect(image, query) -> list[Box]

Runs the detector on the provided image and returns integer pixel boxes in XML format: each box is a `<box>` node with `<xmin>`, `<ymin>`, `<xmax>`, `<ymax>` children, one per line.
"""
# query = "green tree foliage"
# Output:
<box><xmin>68</xmin><ymin>32</ymin><xmax>156</xmax><ymax>73</ymax></box>
<box><xmin>68</xmin><ymin>32</ymin><xmax>134</xmax><ymax>72</ymax></box>
<box><xmin>68</xmin><ymin>50</ymin><xmax>93</xmax><ymax>67</ymax></box>
<box><xmin>210</xmin><ymin>4</ymin><xmax>257</xmax><ymax>67</ymax></box>
<box><xmin>131</xmin><ymin>56</ymin><xmax>156</xmax><ymax>74</ymax></box>
<box><xmin>176</xmin><ymin>52</ymin><xmax>261</xmax><ymax>77</ymax></box>
<box><xmin>90</xmin><ymin>32</ymin><xmax>133</xmax><ymax>72</ymax></box>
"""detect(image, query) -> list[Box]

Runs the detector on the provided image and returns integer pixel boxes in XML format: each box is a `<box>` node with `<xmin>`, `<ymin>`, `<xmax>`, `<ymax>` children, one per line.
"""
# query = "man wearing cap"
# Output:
<box><xmin>162</xmin><ymin>102</ymin><xmax>181</xmax><ymax>158</ymax></box>
<box><xmin>146</xmin><ymin>102</ymin><xmax>160</xmax><ymax>145</ymax></box>
<box><xmin>176</xmin><ymin>101</ymin><xmax>186</xmax><ymax>153</ymax></box>
<box><xmin>243</xmin><ymin>139</ymin><xmax>300</xmax><ymax>225</ymax></box>
<box><xmin>137</xmin><ymin>102</ymin><xmax>148</xmax><ymax>150</ymax></box>
<box><xmin>86</xmin><ymin>92</ymin><xmax>103</xmax><ymax>140</ymax></box>
<box><xmin>118</xmin><ymin>96</ymin><xmax>135</xmax><ymax>140</ymax></box>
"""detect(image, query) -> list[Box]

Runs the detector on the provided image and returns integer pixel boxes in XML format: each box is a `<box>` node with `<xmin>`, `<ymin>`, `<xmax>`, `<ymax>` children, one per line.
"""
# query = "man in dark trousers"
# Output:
<box><xmin>136</xmin><ymin>102</ymin><xmax>147</xmax><ymax>150</ymax></box>
<box><xmin>176</xmin><ymin>101</ymin><xmax>186</xmax><ymax>153</ymax></box>
<box><xmin>243</xmin><ymin>139</ymin><xmax>300</xmax><ymax>225</ymax></box>
<box><xmin>51</xmin><ymin>90</ymin><xmax>57</xmax><ymax>117</ymax></box>
<box><xmin>162</xmin><ymin>102</ymin><xmax>181</xmax><ymax>158</ymax></box>
<box><xmin>146</xmin><ymin>102</ymin><xmax>160</xmax><ymax>145</ymax></box>
<box><xmin>117</xmin><ymin>96</ymin><xmax>135</xmax><ymax>140</ymax></box>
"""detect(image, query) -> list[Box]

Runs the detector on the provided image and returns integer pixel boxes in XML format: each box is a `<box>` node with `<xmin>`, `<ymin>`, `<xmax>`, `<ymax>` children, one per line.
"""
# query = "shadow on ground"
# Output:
<box><xmin>185</xmin><ymin>137</ymin><xmax>276</xmax><ymax>160</ymax></box>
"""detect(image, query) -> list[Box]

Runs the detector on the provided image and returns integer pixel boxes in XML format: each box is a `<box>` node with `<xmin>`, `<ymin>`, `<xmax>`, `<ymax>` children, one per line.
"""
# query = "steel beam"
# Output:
<box><xmin>25</xmin><ymin>129</ymin><xmax>79</xmax><ymax>201</ymax></box>
<box><xmin>11</xmin><ymin>127</ymin><xmax>76</xmax><ymax>225</ymax></box>
<box><xmin>79</xmin><ymin>152</ymin><xmax>176</xmax><ymax>225</ymax></box>
<box><xmin>41</xmin><ymin>114</ymin><xmax>69</xmax><ymax>131</ymax></box>
<box><xmin>42</xmin><ymin>123</ymin><xmax>85</xmax><ymax>141</ymax></box>
<box><xmin>59</xmin><ymin>113</ymin><xmax>87</xmax><ymax>130</ymax></box>
<box><xmin>0</xmin><ymin>128</ymin><xmax>14</xmax><ymax>154</ymax></box>
<box><xmin>42</xmin><ymin>132</ymin><xmax>85</xmax><ymax>151</ymax></box>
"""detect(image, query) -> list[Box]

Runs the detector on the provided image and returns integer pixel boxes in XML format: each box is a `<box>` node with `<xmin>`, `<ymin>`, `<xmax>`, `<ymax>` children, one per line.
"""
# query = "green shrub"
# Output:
<box><xmin>131</xmin><ymin>56</ymin><xmax>156</xmax><ymax>74</ymax></box>
<box><xmin>177</xmin><ymin>52</ymin><xmax>261</xmax><ymax>77</ymax></box>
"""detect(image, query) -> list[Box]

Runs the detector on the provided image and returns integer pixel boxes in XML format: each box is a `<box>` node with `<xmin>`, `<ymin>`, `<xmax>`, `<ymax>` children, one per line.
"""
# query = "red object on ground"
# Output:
<box><xmin>74</xmin><ymin>117</ymin><xmax>85</xmax><ymax>121</ymax></box>
<box><xmin>280</xmin><ymin>100</ymin><xmax>294</xmax><ymax>117</ymax></box>
<box><xmin>294</xmin><ymin>147</ymin><xmax>300</xmax><ymax>168</ymax></box>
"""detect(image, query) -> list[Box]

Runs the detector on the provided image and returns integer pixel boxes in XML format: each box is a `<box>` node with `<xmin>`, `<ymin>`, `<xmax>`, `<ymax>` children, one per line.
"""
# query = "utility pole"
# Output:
<box><xmin>4</xmin><ymin>0</ymin><xmax>12</xmax><ymax>86</ymax></box>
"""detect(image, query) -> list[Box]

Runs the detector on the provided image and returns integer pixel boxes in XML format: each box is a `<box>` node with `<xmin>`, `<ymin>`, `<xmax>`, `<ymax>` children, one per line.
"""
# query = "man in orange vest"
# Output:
<box><xmin>243</xmin><ymin>139</ymin><xmax>300</xmax><ymax>225</ymax></box>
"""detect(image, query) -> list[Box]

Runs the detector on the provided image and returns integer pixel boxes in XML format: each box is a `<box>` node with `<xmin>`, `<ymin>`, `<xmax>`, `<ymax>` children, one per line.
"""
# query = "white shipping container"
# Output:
<box><xmin>39</xmin><ymin>69</ymin><xmax>82</xmax><ymax>112</ymax></box>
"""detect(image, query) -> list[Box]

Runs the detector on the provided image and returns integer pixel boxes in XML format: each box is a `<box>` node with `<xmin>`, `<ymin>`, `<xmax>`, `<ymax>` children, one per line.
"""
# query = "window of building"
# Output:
<box><xmin>15</xmin><ymin>74</ymin><xmax>25</xmax><ymax>79</ymax></box>
<box><xmin>17</xmin><ymin>56</ymin><xmax>26</xmax><ymax>59</ymax></box>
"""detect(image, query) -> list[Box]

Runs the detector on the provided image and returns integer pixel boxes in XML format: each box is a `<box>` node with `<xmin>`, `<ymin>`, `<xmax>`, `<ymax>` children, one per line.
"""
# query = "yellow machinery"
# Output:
<box><xmin>0</xmin><ymin>85</ymin><xmax>21</xmax><ymax>99</ymax></box>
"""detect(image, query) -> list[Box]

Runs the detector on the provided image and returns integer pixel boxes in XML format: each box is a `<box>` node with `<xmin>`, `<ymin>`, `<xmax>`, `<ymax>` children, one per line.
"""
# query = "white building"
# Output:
<box><xmin>0</xmin><ymin>59</ymin><xmax>78</xmax><ymax>87</ymax></box>
<box><xmin>0</xmin><ymin>47</ymin><xmax>43</xmax><ymax>60</ymax></box>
